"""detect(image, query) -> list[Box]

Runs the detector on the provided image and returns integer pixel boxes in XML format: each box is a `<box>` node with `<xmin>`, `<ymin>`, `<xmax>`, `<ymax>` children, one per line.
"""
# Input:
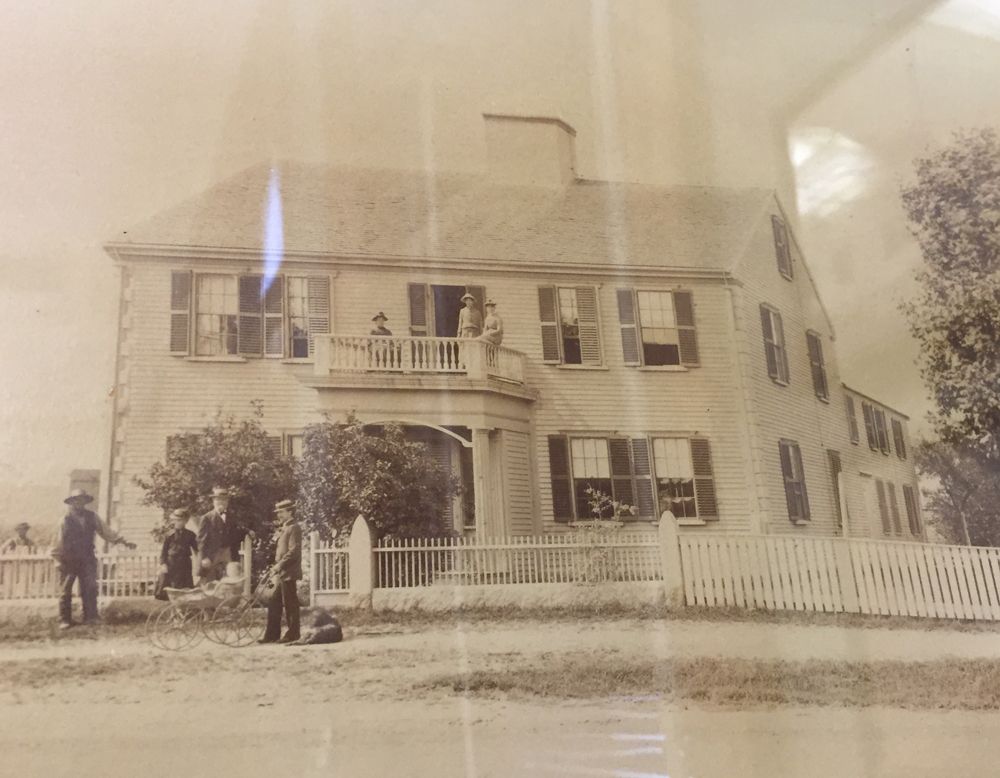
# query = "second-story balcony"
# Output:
<box><xmin>312</xmin><ymin>335</ymin><xmax>529</xmax><ymax>387</ymax></box>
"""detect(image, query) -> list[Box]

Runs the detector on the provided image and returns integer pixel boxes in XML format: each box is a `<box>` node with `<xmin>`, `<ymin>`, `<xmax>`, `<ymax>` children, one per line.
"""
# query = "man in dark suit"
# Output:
<box><xmin>196</xmin><ymin>487</ymin><xmax>246</xmax><ymax>583</ymax></box>
<box><xmin>259</xmin><ymin>499</ymin><xmax>302</xmax><ymax>644</ymax></box>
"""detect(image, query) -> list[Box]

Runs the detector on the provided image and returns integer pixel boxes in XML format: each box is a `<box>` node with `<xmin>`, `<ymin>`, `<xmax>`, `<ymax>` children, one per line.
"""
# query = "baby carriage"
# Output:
<box><xmin>146</xmin><ymin>564</ymin><xmax>274</xmax><ymax>651</ymax></box>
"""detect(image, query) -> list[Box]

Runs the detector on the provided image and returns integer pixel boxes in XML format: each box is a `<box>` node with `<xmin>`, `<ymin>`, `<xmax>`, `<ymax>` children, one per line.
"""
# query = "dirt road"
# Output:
<box><xmin>3</xmin><ymin>616</ymin><xmax>1000</xmax><ymax>776</ymax></box>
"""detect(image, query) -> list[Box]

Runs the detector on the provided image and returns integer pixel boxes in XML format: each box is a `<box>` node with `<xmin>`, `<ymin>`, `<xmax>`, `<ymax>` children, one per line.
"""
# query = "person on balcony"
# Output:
<box><xmin>480</xmin><ymin>299</ymin><xmax>504</xmax><ymax>346</ymax></box>
<box><xmin>52</xmin><ymin>489</ymin><xmax>136</xmax><ymax>628</ymax></box>
<box><xmin>369</xmin><ymin>312</ymin><xmax>392</xmax><ymax>336</ymax></box>
<box><xmin>457</xmin><ymin>293</ymin><xmax>483</xmax><ymax>338</ymax></box>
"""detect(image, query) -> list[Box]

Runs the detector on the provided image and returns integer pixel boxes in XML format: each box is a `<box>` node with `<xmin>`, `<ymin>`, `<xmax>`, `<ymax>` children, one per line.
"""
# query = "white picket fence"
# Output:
<box><xmin>0</xmin><ymin>552</ymin><xmax>161</xmax><ymax>599</ymax></box>
<box><xmin>373</xmin><ymin>534</ymin><xmax>662</xmax><ymax>588</ymax></box>
<box><xmin>679</xmin><ymin>533</ymin><xmax>1000</xmax><ymax>620</ymax></box>
<box><xmin>311</xmin><ymin>537</ymin><xmax>351</xmax><ymax>595</ymax></box>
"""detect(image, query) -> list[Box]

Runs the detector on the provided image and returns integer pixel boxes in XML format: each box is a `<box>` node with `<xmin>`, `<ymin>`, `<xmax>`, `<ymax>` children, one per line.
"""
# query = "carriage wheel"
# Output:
<box><xmin>149</xmin><ymin>605</ymin><xmax>203</xmax><ymax>651</ymax></box>
<box><xmin>208</xmin><ymin>595</ymin><xmax>266</xmax><ymax>647</ymax></box>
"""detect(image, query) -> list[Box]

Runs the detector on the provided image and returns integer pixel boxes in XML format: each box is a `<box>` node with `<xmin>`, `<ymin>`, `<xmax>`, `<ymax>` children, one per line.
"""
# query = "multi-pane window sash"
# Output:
<box><xmin>170</xmin><ymin>271</ymin><xmax>329</xmax><ymax>358</ymax></box>
<box><xmin>902</xmin><ymin>484</ymin><xmax>921</xmax><ymax>536</ymax></box>
<box><xmin>538</xmin><ymin>286</ymin><xmax>602</xmax><ymax>365</ymax></box>
<box><xmin>891</xmin><ymin>418</ymin><xmax>907</xmax><ymax>460</ymax></box>
<box><xmin>616</xmin><ymin>288</ymin><xmax>699</xmax><ymax>367</ymax></box>
<box><xmin>760</xmin><ymin>305</ymin><xmax>789</xmax><ymax>383</ymax></box>
<box><xmin>772</xmin><ymin>215</ymin><xmax>794</xmax><ymax>280</ymax></box>
<box><xmin>873</xmin><ymin>408</ymin><xmax>891</xmax><ymax>455</ymax></box>
<box><xmin>845</xmin><ymin>395</ymin><xmax>860</xmax><ymax>444</ymax></box>
<box><xmin>875</xmin><ymin>479</ymin><xmax>892</xmax><ymax>535</ymax></box>
<box><xmin>778</xmin><ymin>440</ymin><xmax>810</xmax><ymax>522</ymax></box>
<box><xmin>805</xmin><ymin>331</ymin><xmax>828</xmax><ymax>400</ymax></box>
<box><xmin>546</xmin><ymin>434</ymin><xmax>717</xmax><ymax>522</ymax></box>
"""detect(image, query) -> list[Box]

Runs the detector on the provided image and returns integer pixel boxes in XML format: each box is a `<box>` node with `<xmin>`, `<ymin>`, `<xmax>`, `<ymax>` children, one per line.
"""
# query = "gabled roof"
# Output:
<box><xmin>109</xmin><ymin>161</ymin><xmax>772</xmax><ymax>272</ymax></box>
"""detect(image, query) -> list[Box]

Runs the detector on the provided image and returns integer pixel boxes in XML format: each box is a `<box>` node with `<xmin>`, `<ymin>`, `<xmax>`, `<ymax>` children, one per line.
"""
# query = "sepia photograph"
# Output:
<box><xmin>2</xmin><ymin>1</ymin><xmax>1000</xmax><ymax>775</ymax></box>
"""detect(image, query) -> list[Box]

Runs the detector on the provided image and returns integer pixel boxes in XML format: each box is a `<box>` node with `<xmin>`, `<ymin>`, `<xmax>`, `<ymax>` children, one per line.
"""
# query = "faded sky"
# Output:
<box><xmin>2</xmin><ymin>0</ymin><xmax>999</xmax><ymax>524</ymax></box>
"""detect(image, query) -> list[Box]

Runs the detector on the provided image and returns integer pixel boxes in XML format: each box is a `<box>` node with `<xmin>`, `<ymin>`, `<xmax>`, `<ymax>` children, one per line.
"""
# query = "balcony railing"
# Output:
<box><xmin>314</xmin><ymin>335</ymin><xmax>527</xmax><ymax>385</ymax></box>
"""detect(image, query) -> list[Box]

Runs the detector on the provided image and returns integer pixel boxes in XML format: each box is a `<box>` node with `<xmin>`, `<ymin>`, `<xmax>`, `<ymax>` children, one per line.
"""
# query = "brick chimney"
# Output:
<box><xmin>483</xmin><ymin>113</ymin><xmax>577</xmax><ymax>187</ymax></box>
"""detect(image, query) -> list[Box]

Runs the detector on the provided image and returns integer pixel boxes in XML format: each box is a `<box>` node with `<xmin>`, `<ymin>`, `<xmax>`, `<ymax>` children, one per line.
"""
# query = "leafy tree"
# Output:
<box><xmin>914</xmin><ymin>440</ymin><xmax>1000</xmax><ymax>546</ymax></box>
<box><xmin>134</xmin><ymin>403</ymin><xmax>296</xmax><ymax>568</ymax></box>
<box><xmin>901</xmin><ymin>128</ymin><xmax>1000</xmax><ymax>456</ymax></box>
<box><xmin>296</xmin><ymin>416</ymin><xmax>458</xmax><ymax>541</ymax></box>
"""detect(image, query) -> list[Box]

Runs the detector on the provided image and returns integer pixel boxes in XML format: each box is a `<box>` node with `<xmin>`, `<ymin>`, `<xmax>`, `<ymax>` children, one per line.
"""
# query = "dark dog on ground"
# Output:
<box><xmin>288</xmin><ymin>608</ymin><xmax>343</xmax><ymax>646</ymax></box>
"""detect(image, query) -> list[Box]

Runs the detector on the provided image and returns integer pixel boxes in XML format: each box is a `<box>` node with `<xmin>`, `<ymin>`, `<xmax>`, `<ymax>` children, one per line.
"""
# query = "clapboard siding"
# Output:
<box><xmin>733</xmin><ymin>203</ymin><xmax>920</xmax><ymax>540</ymax></box>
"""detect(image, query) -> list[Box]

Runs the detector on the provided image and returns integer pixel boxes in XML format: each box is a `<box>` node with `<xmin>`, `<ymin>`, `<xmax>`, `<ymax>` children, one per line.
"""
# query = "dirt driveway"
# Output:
<box><xmin>3</xmin><ymin>616</ymin><xmax>1000</xmax><ymax>777</ymax></box>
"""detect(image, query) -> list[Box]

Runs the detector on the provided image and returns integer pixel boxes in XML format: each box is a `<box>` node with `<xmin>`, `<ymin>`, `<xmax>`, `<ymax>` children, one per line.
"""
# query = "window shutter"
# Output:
<box><xmin>264</xmin><ymin>435</ymin><xmax>282</xmax><ymax>459</ymax></box>
<box><xmin>674</xmin><ymin>290</ymin><xmax>699</xmax><ymax>366</ymax></box>
<box><xmin>828</xmin><ymin>450</ymin><xmax>843</xmax><ymax>532</ymax></box>
<box><xmin>887</xmin><ymin>483</ymin><xmax>902</xmax><ymax>535</ymax></box>
<box><xmin>616</xmin><ymin>289</ymin><xmax>641</xmax><ymax>366</ymax></box>
<box><xmin>408</xmin><ymin>283</ymin><xmax>429</xmax><ymax>337</ymax></box>
<box><xmin>631</xmin><ymin>438</ymin><xmax>656</xmax><ymax>519</ymax></box>
<box><xmin>170</xmin><ymin>271</ymin><xmax>192</xmax><ymax>355</ymax></box>
<box><xmin>875</xmin><ymin>479</ymin><xmax>891</xmax><ymax>534</ymax></box>
<box><xmin>608</xmin><ymin>438</ymin><xmax>636</xmax><ymax>515</ymax></box>
<box><xmin>760</xmin><ymin>306</ymin><xmax>778</xmax><ymax>379</ymax></box>
<box><xmin>547</xmin><ymin>436</ymin><xmax>574</xmax><ymax>522</ymax></box>
<box><xmin>690</xmin><ymin>438</ymin><xmax>719</xmax><ymax>519</ymax></box>
<box><xmin>264</xmin><ymin>276</ymin><xmax>284</xmax><ymax>357</ymax></box>
<box><xmin>794</xmin><ymin>444</ymin><xmax>811</xmax><ymax>519</ymax></box>
<box><xmin>903</xmin><ymin>485</ymin><xmax>921</xmax><ymax>536</ymax></box>
<box><xmin>238</xmin><ymin>275</ymin><xmax>263</xmax><ymax>356</ymax></box>
<box><xmin>537</xmin><ymin>286</ymin><xmax>562</xmax><ymax>363</ymax></box>
<box><xmin>575</xmin><ymin>286</ymin><xmax>602</xmax><ymax>365</ymax></box>
<box><xmin>779</xmin><ymin>441</ymin><xmax>808</xmax><ymax>522</ymax></box>
<box><xmin>874</xmin><ymin>410</ymin><xmax>890</xmax><ymax>454</ymax></box>
<box><xmin>891</xmin><ymin>419</ymin><xmax>907</xmax><ymax>459</ymax></box>
<box><xmin>306</xmin><ymin>276</ymin><xmax>331</xmax><ymax>356</ymax></box>
<box><xmin>862</xmin><ymin>403</ymin><xmax>877</xmax><ymax>450</ymax></box>
<box><xmin>772</xmin><ymin>215</ymin><xmax>793</xmax><ymax>279</ymax></box>
<box><xmin>846</xmin><ymin>396</ymin><xmax>860</xmax><ymax>444</ymax></box>
<box><xmin>806</xmin><ymin>332</ymin><xmax>828</xmax><ymax>399</ymax></box>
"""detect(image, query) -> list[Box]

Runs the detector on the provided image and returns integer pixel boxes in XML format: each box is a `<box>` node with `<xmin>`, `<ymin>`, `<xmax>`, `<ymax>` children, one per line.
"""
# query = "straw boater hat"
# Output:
<box><xmin>274</xmin><ymin>499</ymin><xmax>295</xmax><ymax>514</ymax></box>
<box><xmin>461</xmin><ymin>293</ymin><xmax>476</xmax><ymax>303</ymax></box>
<box><xmin>169</xmin><ymin>509</ymin><xmax>188</xmax><ymax>521</ymax></box>
<box><xmin>63</xmin><ymin>488</ymin><xmax>94</xmax><ymax>505</ymax></box>
<box><xmin>371</xmin><ymin>312</ymin><xmax>388</xmax><ymax>322</ymax></box>
<box><xmin>485</xmin><ymin>299</ymin><xmax>497</xmax><ymax>307</ymax></box>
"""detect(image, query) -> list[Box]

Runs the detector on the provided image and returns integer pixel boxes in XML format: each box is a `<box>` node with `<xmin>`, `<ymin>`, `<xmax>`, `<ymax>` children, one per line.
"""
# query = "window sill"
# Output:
<box><xmin>676</xmin><ymin>518</ymin><xmax>707</xmax><ymax>527</ymax></box>
<box><xmin>184</xmin><ymin>356</ymin><xmax>247</xmax><ymax>363</ymax></box>
<box><xmin>636</xmin><ymin>365</ymin><xmax>689</xmax><ymax>373</ymax></box>
<box><xmin>556</xmin><ymin>364</ymin><xmax>609</xmax><ymax>371</ymax></box>
<box><xmin>770</xmin><ymin>377</ymin><xmax>789</xmax><ymax>387</ymax></box>
<box><xmin>790</xmin><ymin>519</ymin><xmax>810</xmax><ymax>527</ymax></box>
<box><xmin>281</xmin><ymin>358</ymin><xmax>314</xmax><ymax>365</ymax></box>
<box><xmin>816</xmin><ymin>395</ymin><xmax>830</xmax><ymax>404</ymax></box>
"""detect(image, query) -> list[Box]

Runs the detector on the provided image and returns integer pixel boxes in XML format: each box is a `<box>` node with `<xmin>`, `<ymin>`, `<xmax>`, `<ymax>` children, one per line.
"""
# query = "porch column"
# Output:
<box><xmin>471</xmin><ymin>428</ymin><xmax>504</xmax><ymax>539</ymax></box>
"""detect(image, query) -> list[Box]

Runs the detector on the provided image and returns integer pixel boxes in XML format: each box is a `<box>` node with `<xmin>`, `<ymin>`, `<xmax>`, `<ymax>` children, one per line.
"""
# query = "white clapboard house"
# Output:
<box><xmin>104</xmin><ymin>114</ymin><xmax>921</xmax><ymax>547</ymax></box>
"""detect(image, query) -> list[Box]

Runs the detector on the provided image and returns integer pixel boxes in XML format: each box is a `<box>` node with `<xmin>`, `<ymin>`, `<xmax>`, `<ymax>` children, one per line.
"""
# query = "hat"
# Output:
<box><xmin>14</xmin><ymin>522</ymin><xmax>30</xmax><ymax>531</ymax></box>
<box><xmin>484</xmin><ymin>298</ymin><xmax>497</xmax><ymax>307</ymax></box>
<box><xmin>64</xmin><ymin>488</ymin><xmax>94</xmax><ymax>505</ymax></box>
<box><xmin>461</xmin><ymin>293</ymin><xmax>476</xmax><ymax>303</ymax></box>
<box><xmin>371</xmin><ymin>311</ymin><xmax>388</xmax><ymax>322</ymax></box>
<box><xmin>169</xmin><ymin>509</ymin><xmax>188</xmax><ymax>521</ymax></box>
<box><xmin>210</xmin><ymin>487</ymin><xmax>231</xmax><ymax>499</ymax></box>
<box><xmin>274</xmin><ymin>499</ymin><xmax>295</xmax><ymax>513</ymax></box>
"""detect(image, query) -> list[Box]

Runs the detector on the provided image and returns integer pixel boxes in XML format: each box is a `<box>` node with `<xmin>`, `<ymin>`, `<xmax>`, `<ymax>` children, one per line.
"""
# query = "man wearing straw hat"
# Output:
<box><xmin>259</xmin><ymin>499</ymin><xmax>302</xmax><ymax>644</ymax></box>
<box><xmin>52</xmin><ymin>488</ymin><xmax>135</xmax><ymax>628</ymax></box>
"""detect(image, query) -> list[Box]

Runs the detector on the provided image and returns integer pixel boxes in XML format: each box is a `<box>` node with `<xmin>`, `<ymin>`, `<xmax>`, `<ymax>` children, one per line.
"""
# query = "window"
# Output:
<box><xmin>902</xmin><ymin>485</ymin><xmax>921</xmax><ymax>536</ymax></box>
<box><xmin>546</xmin><ymin>434</ymin><xmax>716</xmax><ymax>522</ymax></box>
<box><xmin>862</xmin><ymin>401</ymin><xmax>890</xmax><ymax>454</ymax></box>
<box><xmin>617</xmin><ymin>289</ymin><xmax>699</xmax><ymax>367</ymax></box>
<box><xmin>778</xmin><ymin>440</ymin><xmax>810</xmax><ymax>522</ymax></box>
<box><xmin>170</xmin><ymin>271</ymin><xmax>330</xmax><ymax>359</ymax></box>
<box><xmin>772</xmin><ymin>215</ymin><xmax>793</xmax><ymax>280</ymax></box>
<box><xmin>760</xmin><ymin>305</ymin><xmax>789</xmax><ymax>383</ymax></box>
<box><xmin>845</xmin><ymin>395</ymin><xmax>860</xmax><ymax>444</ymax></box>
<box><xmin>285</xmin><ymin>434</ymin><xmax>304</xmax><ymax>459</ymax></box>
<box><xmin>538</xmin><ymin>286</ymin><xmax>601</xmax><ymax>365</ymax></box>
<box><xmin>806</xmin><ymin>331</ymin><xmax>828</xmax><ymax>400</ymax></box>
<box><xmin>891</xmin><ymin>418</ymin><xmax>907</xmax><ymax>460</ymax></box>
<box><xmin>828</xmin><ymin>450</ymin><xmax>843</xmax><ymax>533</ymax></box>
<box><xmin>195</xmin><ymin>274</ymin><xmax>238</xmax><ymax>356</ymax></box>
<box><xmin>875</xmin><ymin>478</ymin><xmax>891</xmax><ymax>535</ymax></box>
<box><xmin>408</xmin><ymin>283</ymin><xmax>486</xmax><ymax>338</ymax></box>
<box><xmin>887</xmin><ymin>482</ymin><xmax>903</xmax><ymax>535</ymax></box>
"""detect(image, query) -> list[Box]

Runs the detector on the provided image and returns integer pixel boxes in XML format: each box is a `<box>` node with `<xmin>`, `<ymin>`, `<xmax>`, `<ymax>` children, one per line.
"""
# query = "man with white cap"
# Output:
<box><xmin>456</xmin><ymin>292</ymin><xmax>483</xmax><ymax>338</ymax></box>
<box><xmin>259</xmin><ymin>499</ymin><xmax>302</xmax><ymax>644</ymax></box>
<box><xmin>52</xmin><ymin>488</ymin><xmax>135</xmax><ymax>628</ymax></box>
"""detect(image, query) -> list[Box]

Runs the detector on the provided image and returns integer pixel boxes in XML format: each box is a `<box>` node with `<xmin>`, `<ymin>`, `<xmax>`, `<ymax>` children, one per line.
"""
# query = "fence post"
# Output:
<box><xmin>348</xmin><ymin>515</ymin><xmax>374</xmax><ymax>608</ymax></box>
<box><xmin>241</xmin><ymin>535</ymin><xmax>253</xmax><ymax>596</ymax></box>
<box><xmin>309</xmin><ymin>531</ymin><xmax>320</xmax><ymax>607</ymax></box>
<box><xmin>658</xmin><ymin>511</ymin><xmax>684</xmax><ymax>608</ymax></box>
<box><xmin>833</xmin><ymin>539</ymin><xmax>860</xmax><ymax>613</ymax></box>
